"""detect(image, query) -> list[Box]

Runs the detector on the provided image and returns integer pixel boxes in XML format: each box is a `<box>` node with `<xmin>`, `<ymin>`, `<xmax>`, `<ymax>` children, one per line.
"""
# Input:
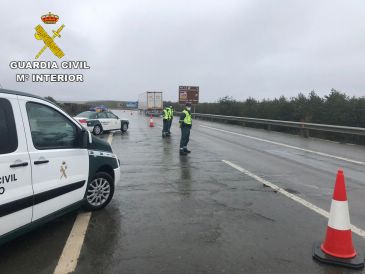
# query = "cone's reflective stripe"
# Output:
<box><xmin>328</xmin><ymin>200</ymin><xmax>351</xmax><ymax>230</ymax></box>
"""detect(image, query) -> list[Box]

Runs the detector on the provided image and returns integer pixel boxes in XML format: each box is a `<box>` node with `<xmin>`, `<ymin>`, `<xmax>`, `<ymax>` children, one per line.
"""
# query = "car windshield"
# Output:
<box><xmin>76</xmin><ymin>111</ymin><xmax>97</xmax><ymax>119</ymax></box>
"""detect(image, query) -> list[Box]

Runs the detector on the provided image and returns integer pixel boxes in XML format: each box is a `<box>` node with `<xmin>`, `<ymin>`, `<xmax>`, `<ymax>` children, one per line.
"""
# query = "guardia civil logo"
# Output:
<box><xmin>8</xmin><ymin>11</ymin><xmax>90</xmax><ymax>83</ymax></box>
<box><xmin>34</xmin><ymin>12</ymin><xmax>65</xmax><ymax>59</ymax></box>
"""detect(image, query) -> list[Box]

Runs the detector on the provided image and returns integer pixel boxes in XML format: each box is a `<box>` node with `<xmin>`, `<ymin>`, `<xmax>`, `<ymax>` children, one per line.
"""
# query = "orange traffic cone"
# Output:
<box><xmin>149</xmin><ymin>115</ymin><xmax>154</xmax><ymax>127</ymax></box>
<box><xmin>313</xmin><ymin>169</ymin><xmax>364</xmax><ymax>269</ymax></box>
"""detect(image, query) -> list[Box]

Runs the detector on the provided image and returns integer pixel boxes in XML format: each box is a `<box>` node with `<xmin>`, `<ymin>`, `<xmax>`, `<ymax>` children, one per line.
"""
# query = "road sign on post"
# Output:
<box><xmin>179</xmin><ymin>86</ymin><xmax>199</xmax><ymax>105</ymax></box>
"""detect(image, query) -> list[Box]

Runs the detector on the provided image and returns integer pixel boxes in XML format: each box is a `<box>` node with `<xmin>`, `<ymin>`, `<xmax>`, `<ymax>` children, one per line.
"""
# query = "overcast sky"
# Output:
<box><xmin>0</xmin><ymin>0</ymin><xmax>364</xmax><ymax>102</ymax></box>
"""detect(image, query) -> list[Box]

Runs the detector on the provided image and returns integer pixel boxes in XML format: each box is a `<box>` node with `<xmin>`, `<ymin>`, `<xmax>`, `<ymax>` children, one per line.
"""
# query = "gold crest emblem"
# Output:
<box><xmin>34</xmin><ymin>12</ymin><xmax>65</xmax><ymax>59</ymax></box>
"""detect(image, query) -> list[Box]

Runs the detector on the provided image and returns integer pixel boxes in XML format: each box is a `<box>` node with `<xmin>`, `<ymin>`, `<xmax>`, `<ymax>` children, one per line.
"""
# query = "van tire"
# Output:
<box><xmin>93</xmin><ymin>125</ymin><xmax>103</xmax><ymax>135</ymax></box>
<box><xmin>84</xmin><ymin>172</ymin><xmax>114</xmax><ymax>211</ymax></box>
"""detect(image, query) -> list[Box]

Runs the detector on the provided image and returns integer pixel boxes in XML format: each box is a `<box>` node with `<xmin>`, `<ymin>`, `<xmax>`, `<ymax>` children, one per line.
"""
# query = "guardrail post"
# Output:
<box><xmin>242</xmin><ymin>122</ymin><xmax>246</xmax><ymax>127</ymax></box>
<box><xmin>267</xmin><ymin>124</ymin><xmax>272</xmax><ymax>131</ymax></box>
<box><xmin>300</xmin><ymin>125</ymin><xmax>309</xmax><ymax>138</ymax></box>
<box><xmin>305</xmin><ymin>129</ymin><xmax>309</xmax><ymax>138</ymax></box>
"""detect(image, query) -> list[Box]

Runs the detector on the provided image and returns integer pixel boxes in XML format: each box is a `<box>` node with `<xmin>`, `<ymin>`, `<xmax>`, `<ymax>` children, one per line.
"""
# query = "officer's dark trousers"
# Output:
<box><xmin>180</xmin><ymin>126</ymin><xmax>191</xmax><ymax>149</ymax></box>
<box><xmin>167</xmin><ymin>119</ymin><xmax>172</xmax><ymax>133</ymax></box>
<box><xmin>162</xmin><ymin>119</ymin><xmax>169</xmax><ymax>133</ymax></box>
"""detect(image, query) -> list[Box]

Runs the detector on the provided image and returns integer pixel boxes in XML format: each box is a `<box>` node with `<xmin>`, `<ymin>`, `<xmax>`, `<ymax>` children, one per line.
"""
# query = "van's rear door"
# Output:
<box><xmin>0</xmin><ymin>94</ymin><xmax>33</xmax><ymax>237</ymax></box>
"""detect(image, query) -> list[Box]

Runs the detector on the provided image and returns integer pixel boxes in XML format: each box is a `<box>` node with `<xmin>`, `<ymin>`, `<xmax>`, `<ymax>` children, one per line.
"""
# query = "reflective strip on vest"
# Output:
<box><xmin>183</xmin><ymin>110</ymin><xmax>192</xmax><ymax>125</ymax></box>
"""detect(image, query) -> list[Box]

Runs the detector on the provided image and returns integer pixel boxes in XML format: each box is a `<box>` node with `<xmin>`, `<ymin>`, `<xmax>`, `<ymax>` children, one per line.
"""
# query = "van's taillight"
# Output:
<box><xmin>79</xmin><ymin>119</ymin><xmax>87</xmax><ymax>124</ymax></box>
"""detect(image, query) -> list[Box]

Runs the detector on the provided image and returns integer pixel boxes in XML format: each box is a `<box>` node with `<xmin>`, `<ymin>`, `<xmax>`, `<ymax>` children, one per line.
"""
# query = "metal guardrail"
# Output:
<box><xmin>175</xmin><ymin>112</ymin><xmax>365</xmax><ymax>137</ymax></box>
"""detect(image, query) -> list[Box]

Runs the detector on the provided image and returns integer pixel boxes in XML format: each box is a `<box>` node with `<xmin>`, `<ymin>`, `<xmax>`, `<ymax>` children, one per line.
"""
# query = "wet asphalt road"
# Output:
<box><xmin>1</xmin><ymin>110</ymin><xmax>365</xmax><ymax>274</ymax></box>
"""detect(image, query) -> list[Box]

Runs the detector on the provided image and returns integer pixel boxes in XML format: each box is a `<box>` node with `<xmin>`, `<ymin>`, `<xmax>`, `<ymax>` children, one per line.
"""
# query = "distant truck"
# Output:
<box><xmin>138</xmin><ymin>92</ymin><xmax>163</xmax><ymax>116</ymax></box>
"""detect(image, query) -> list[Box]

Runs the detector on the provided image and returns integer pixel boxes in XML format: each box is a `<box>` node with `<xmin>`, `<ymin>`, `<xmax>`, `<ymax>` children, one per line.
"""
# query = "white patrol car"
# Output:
<box><xmin>0</xmin><ymin>89</ymin><xmax>121</xmax><ymax>245</ymax></box>
<box><xmin>74</xmin><ymin>110</ymin><xmax>129</xmax><ymax>135</ymax></box>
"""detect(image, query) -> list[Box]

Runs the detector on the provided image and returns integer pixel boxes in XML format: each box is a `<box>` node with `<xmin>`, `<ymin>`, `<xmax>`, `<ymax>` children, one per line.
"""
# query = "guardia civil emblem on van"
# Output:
<box><xmin>34</xmin><ymin>12</ymin><xmax>65</xmax><ymax>59</ymax></box>
<box><xmin>60</xmin><ymin>161</ymin><xmax>68</xmax><ymax>179</ymax></box>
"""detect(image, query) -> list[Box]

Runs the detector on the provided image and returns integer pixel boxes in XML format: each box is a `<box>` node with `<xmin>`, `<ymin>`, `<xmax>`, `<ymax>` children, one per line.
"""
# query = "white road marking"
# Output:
<box><xmin>201</xmin><ymin>125</ymin><xmax>365</xmax><ymax>166</ymax></box>
<box><xmin>54</xmin><ymin>212</ymin><xmax>92</xmax><ymax>274</ymax></box>
<box><xmin>222</xmin><ymin>160</ymin><xmax>365</xmax><ymax>239</ymax></box>
<box><xmin>54</xmin><ymin>132</ymin><xmax>114</xmax><ymax>274</ymax></box>
<box><xmin>107</xmin><ymin>132</ymin><xmax>113</xmax><ymax>144</ymax></box>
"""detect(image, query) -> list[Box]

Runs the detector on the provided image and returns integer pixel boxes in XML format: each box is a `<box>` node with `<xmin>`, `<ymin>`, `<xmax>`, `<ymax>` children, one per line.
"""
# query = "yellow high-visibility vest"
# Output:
<box><xmin>163</xmin><ymin>108</ymin><xmax>169</xmax><ymax>119</ymax></box>
<box><xmin>168</xmin><ymin>107</ymin><xmax>174</xmax><ymax>119</ymax></box>
<box><xmin>182</xmin><ymin>110</ymin><xmax>192</xmax><ymax>125</ymax></box>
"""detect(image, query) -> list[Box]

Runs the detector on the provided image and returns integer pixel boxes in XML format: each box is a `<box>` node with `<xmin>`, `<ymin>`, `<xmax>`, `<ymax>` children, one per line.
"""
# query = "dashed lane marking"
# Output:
<box><xmin>54</xmin><ymin>132</ymin><xmax>114</xmax><ymax>274</ymax></box>
<box><xmin>200</xmin><ymin>125</ymin><xmax>365</xmax><ymax>166</ymax></box>
<box><xmin>222</xmin><ymin>160</ymin><xmax>365</xmax><ymax>239</ymax></box>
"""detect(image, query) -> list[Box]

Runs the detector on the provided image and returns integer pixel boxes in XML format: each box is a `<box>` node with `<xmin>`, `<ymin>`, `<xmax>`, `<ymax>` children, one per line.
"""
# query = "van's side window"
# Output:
<box><xmin>0</xmin><ymin>98</ymin><xmax>18</xmax><ymax>154</ymax></box>
<box><xmin>26</xmin><ymin>102</ymin><xmax>78</xmax><ymax>149</ymax></box>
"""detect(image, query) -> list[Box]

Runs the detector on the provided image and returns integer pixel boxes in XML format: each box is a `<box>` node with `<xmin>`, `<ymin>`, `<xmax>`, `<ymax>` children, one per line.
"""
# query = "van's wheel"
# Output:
<box><xmin>121</xmin><ymin>123</ymin><xmax>128</xmax><ymax>133</ymax></box>
<box><xmin>84</xmin><ymin>172</ymin><xmax>114</xmax><ymax>211</ymax></box>
<box><xmin>93</xmin><ymin>125</ymin><xmax>102</xmax><ymax>135</ymax></box>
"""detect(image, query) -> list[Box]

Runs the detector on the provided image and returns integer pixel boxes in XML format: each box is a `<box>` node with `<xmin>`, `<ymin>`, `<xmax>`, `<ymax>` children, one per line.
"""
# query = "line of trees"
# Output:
<box><xmin>165</xmin><ymin>89</ymin><xmax>365</xmax><ymax>144</ymax></box>
<box><xmin>167</xmin><ymin>89</ymin><xmax>365</xmax><ymax>128</ymax></box>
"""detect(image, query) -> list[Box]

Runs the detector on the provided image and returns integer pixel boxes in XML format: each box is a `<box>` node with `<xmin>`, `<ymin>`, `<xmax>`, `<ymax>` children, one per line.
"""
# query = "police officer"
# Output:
<box><xmin>167</xmin><ymin>105</ymin><xmax>174</xmax><ymax>135</ymax></box>
<box><xmin>179</xmin><ymin>103</ymin><xmax>192</xmax><ymax>155</ymax></box>
<box><xmin>162</xmin><ymin>106</ymin><xmax>170</xmax><ymax>137</ymax></box>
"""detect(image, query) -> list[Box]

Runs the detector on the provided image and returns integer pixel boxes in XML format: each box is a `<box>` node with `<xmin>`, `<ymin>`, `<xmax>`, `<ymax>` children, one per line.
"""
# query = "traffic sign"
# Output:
<box><xmin>179</xmin><ymin>86</ymin><xmax>199</xmax><ymax>104</ymax></box>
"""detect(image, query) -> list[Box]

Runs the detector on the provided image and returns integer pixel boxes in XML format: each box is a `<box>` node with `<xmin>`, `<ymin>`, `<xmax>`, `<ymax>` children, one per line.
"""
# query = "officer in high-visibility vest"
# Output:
<box><xmin>179</xmin><ymin>103</ymin><xmax>192</xmax><ymax>155</ymax></box>
<box><xmin>167</xmin><ymin>105</ymin><xmax>174</xmax><ymax>135</ymax></box>
<box><xmin>162</xmin><ymin>106</ymin><xmax>170</xmax><ymax>137</ymax></box>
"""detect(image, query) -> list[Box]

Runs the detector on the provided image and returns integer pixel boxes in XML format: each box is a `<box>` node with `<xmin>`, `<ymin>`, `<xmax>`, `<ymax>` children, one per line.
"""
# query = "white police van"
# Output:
<box><xmin>0</xmin><ymin>89</ymin><xmax>120</xmax><ymax>244</ymax></box>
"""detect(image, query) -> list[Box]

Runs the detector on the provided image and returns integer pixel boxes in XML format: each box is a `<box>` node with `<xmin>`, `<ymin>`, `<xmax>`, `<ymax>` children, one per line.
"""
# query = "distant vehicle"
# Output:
<box><xmin>0</xmin><ymin>89</ymin><xmax>120</xmax><ymax>245</ymax></box>
<box><xmin>126</xmin><ymin>101</ymin><xmax>138</xmax><ymax>109</ymax></box>
<box><xmin>74</xmin><ymin>110</ymin><xmax>129</xmax><ymax>135</ymax></box>
<box><xmin>138</xmin><ymin>91</ymin><xmax>163</xmax><ymax>116</ymax></box>
<box><xmin>89</xmin><ymin>105</ymin><xmax>108</xmax><ymax>112</ymax></box>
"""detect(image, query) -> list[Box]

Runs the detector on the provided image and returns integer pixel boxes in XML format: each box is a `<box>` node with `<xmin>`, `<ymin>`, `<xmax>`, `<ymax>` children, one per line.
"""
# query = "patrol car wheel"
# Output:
<box><xmin>85</xmin><ymin>172</ymin><xmax>114</xmax><ymax>211</ymax></box>
<box><xmin>121</xmin><ymin>122</ymin><xmax>128</xmax><ymax>133</ymax></box>
<box><xmin>93</xmin><ymin>125</ymin><xmax>102</xmax><ymax>135</ymax></box>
